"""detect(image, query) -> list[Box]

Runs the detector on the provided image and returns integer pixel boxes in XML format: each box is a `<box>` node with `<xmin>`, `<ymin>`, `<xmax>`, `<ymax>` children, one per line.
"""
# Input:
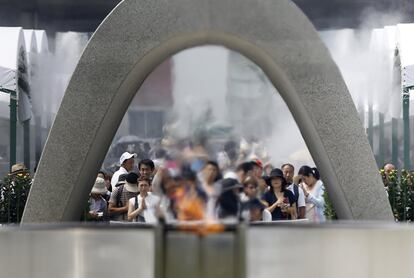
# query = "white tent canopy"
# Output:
<box><xmin>19</xmin><ymin>30</ymin><xmax>38</xmax><ymax>122</ymax></box>
<box><xmin>384</xmin><ymin>25</ymin><xmax>397</xmax><ymax>53</ymax></box>
<box><xmin>0</xmin><ymin>65</ymin><xmax>16</xmax><ymax>92</ymax></box>
<box><xmin>0</xmin><ymin>27</ymin><xmax>25</xmax><ymax>99</ymax></box>
<box><xmin>397</xmin><ymin>24</ymin><xmax>414</xmax><ymax>89</ymax></box>
<box><xmin>0</xmin><ymin>28</ymin><xmax>48</xmax><ymax>122</ymax></box>
<box><xmin>31</xmin><ymin>30</ymin><xmax>50</xmax><ymax>120</ymax></box>
<box><xmin>23</xmin><ymin>29</ymin><xmax>38</xmax><ymax>77</ymax></box>
<box><xmin>34</xmin><ymin>30</ymin><xmax>49</xmax><ymax>53</ymax></box>
<box><xmin>0</xmin><ymin>27</ymin><xmax>24</xmax><ymax>70</ymax></box>
<box><xmin>23</xmin><ymin>30</ymin><xmax>37</xmax><ymax>54</ymax></box>
<box><xmin>369</xmin><ymin>28</ymin><xmax>391</xmax><ymax>111</ymax></box>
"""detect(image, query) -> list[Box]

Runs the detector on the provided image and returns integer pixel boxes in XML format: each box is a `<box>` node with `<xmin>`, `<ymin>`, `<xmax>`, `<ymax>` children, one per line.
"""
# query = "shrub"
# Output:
<box><xmin>0</xmin><ymin>171</ymin><xmax>32</xmax><ymax>223</ymax></box>
<box><xmin>385</xmin><ymin>169</ymin><xmax>414</xmax><ymax>222</ymax></box>
<box><xmin>323</xmin><ymin>190</ymin><xmax>337</xmax><ymax>220</ymax></box>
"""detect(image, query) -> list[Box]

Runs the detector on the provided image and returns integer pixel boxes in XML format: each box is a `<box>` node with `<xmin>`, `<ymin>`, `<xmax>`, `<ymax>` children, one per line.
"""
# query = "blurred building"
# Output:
<box><xmin>226</xmin><ymin>51</ymin><xmax>274</xmax><ymax>140</ymax></box>
<box><xmin>128</xmin><ymin>59</ymin><xmax>173</xmax><ymax>139</ymax></box>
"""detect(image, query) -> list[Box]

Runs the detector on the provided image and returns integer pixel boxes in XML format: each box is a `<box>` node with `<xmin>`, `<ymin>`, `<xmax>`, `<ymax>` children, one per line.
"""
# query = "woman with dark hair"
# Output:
<box><xmin>261</xmin><ymin>168</ymin><xmax>297</xmax><ymax>220</ymax></box>
<box><xmin>298</xmin><ymin>166</ymin><xmax>325</xmax><ymax>222</ymax></box>
<box><xmin>200</xmin><ymin>161</ymin><xmax>223</xmax><ymax>219</ymax></box>
<box><xmin>201</xmin><ymin>161</ymin><xmax>222</xmax><ymax>195</ymax></box>
<box><xmin>216</xmin><ymin>178</ymin><xmax>242</xmax><ymax>219</ymax></box>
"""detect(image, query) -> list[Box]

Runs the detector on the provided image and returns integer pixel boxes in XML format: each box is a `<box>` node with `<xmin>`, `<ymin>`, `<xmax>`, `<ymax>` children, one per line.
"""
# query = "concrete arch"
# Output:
<box><xmin>22</xmin><ymin>0</ymin><xmax>393</xmax><ymax>222</ymax></box>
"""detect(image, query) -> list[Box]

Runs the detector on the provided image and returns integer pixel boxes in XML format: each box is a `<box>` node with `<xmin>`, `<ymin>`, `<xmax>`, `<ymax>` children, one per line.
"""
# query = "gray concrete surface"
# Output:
<box><xmin>0</xmin><ymin>224</ymin><xmax>240</xmax><ymax>278</ymax></box>
<box><xmin>22</xmin><ymin>0</ymin><xmax>393</xmax><ymax>222</ymax></box>
<box><xmin>1</xmin><ymin>223</ymin><xmax>413</xmax><ymax>278</ymax></box>
<box><xmin>0</xmin><ymin>226</ymin><xmax>156</xmax><ymax>278</ymax></box>
<box><xmin>248</xmin><ymin>223</ymin><xmax>414</xmax><ymax>278</ymax></box>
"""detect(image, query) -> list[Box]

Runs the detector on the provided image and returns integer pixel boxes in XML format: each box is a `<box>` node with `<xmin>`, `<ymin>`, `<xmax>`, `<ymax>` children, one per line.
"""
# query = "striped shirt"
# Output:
<box><xmin>109</xmin><ymin>185</ymin><xmax>138</xmax><ymax>221</ymax></box>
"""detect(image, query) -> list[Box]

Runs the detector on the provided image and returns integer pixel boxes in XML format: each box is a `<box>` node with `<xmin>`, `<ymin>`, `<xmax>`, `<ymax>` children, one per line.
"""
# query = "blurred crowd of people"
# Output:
<box><xmin>87</xmin><ymin>140</ymin><xmax>326</xmax><ymax>224</ymax></box>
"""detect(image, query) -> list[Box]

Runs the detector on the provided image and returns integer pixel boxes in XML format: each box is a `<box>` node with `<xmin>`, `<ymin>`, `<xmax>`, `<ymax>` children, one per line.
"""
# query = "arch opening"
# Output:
<box><xmin>101</xmin><ymin>45</ymin><xmax>320</xmax><ymax>222</ymax></box>
<box><xmin>91</xmin><ymin>31</ymin><xmax>352</xmax><ymax>220</ymax></box>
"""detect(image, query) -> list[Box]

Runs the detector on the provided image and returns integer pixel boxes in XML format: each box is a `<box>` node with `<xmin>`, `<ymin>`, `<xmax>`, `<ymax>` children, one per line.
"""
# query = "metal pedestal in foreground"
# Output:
<box><xmin>1</xmin><ymin>222</ymin><xmax>414</xmax><ymax>278</ymax></box>
<box><xmin>0</xmin><ymin>223</ymin><xmax>245</xmax><ymax>278</ymax></box>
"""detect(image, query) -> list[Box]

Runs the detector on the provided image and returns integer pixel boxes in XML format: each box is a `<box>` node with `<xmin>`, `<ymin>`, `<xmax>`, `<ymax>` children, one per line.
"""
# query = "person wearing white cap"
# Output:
<box><xmin>110</xmin><ymin>152</ymin><xmax>137</xmax><ymax>189</ymax></box>
<box><xmin>87</xmin><ymin>177</ymin><xmax>108</xmax><ymax>221</ymax></box>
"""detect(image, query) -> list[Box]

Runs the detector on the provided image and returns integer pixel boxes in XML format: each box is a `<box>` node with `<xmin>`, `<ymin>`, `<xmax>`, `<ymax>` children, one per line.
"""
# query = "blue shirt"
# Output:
<box><xmin>89</xmin><ymin>196</ymin><xmax>107</xmax><ymax>213</ymax></box>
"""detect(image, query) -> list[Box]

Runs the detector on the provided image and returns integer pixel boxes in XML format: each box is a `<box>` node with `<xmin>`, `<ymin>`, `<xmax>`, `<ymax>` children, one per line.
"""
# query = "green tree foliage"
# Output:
<box><xmin>383</xmin><ymin>169</ymin><xmax>414</xmax><ymax>222</ymax></box>
<box><xmin>323</xmin><ymin>168</ymin><xmax>414</xmax><ymax>221</ymax></box>
<box><xmin>385</xmin><ymin>169</ymin><xmax>401</xmax><ymax>219</ymax></box>
<box><xmin>323</xmin><ymin>190</ymin><xmax>337</xmax><ymax>220</ymax></box>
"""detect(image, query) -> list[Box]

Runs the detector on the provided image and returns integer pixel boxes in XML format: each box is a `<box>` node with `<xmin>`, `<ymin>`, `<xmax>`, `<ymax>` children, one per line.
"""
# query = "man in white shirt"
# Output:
<box><xmin>282</xmin><ymin>163</ymin><xmax>306</xmax><ymax>219</ymax></box>
<box><xmin>108</xmin><ymin>172</ymin><xmax>139</xmax><ymax>221</ymax></box>
<box><xmin>111</xmin><ymin>152</ymin><xmax>137</xmax><ymax>189</ymax></box>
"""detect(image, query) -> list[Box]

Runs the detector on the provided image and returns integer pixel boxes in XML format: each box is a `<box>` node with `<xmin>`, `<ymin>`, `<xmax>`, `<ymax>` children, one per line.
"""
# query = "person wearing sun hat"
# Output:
<box><xmin>9</xmin><ymin>163</ymin><xmax>28</xmax><ymax>176</ymax></box>
<box><xmin>110</xmin><ymin>152</ymin><xmax>137</xmax><ymax>189</ymax></box>
<box><xmin>108</xmin><ymin>172</ymin><xmax>139</xmax><ymax>221</ymax></box>
<box><xmin>7</xmin><ymin>162</ymin><xmax>31</xmax><ymax>188</ymax></box>
<box><xmin>261</xmin><ymin>168</ymin><xmax>297</xmax><ymax>221</ymax></box>
<box><xmin>87</xmin><ymin>177</ymin><xmax>108</xmax><ymax>221</ymax></box>
<box><xmin>0</xmin><ymin>163</ymin><xmax>31</xmax><ymax>222</ymax></box>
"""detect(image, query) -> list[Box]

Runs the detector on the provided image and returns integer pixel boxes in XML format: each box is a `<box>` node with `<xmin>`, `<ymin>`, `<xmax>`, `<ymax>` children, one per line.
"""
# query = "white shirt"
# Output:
<box><xmin>111</xmin><ymin>166</ymin><xmax>128</xmax><ymax>188</ymax></box>
<box><xmin>248</xmin><ymin>208</ymin><xmax>272</xmax><ymax>222</ymax></box>
<box><xmin>128</xmin><ymin>192</ymin><xmax>160</xmax><ymax>223</ymax></box>
<box><xmin>159</xmin><ymin>196</ymin><xmax>175</xmax><ymax>223</ymax></box>
<box><xmin>304</xmin><ymin>180</ymin><xmax>326</xmax><ymax>223</ymax></box>
<box><xmin>287</xmin><ymin>183</ymin><xmax>306</xmax><ymax>208</ymax></box>
<box><xmin>239</xmin><ymin>192</ymin><xmax>249</xmax><ymax>202</ymax></box>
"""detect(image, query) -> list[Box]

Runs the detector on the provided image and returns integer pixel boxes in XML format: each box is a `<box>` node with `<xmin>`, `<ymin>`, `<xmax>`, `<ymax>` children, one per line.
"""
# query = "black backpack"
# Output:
<box><xmin>108</xmin><ymin>185</ymin><xmax>125</xmax><ymax>220</ymax></box>
<box><xmin>116</xmin><ymin>184</ymin><xmax>124</xmax><ymax>207</ymax></box>
<box><xmin>292</xmin><ymin>184</ymin><xmax>300</xmax><ymax>209</ymax></box>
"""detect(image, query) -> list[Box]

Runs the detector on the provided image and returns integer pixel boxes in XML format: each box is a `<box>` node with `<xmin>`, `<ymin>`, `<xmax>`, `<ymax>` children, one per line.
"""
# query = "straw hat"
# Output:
<box><xmin>9</xmin><ymin>163</ymin><xmax>27</xmax><ymax>175</ymax></box>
